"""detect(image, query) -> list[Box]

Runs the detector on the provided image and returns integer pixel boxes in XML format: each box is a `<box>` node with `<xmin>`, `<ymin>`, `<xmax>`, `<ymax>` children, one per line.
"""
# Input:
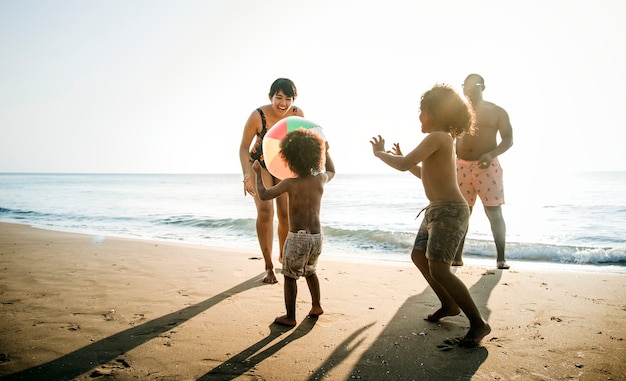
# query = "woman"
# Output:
<box><xmin>239</xmin><ymin>78</ymin><xmax>304</xmax><ymax>283</ymax></box>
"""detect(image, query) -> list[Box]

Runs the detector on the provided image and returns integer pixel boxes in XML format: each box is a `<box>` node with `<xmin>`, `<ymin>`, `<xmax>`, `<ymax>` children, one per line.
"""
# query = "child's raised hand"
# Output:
<box><xmin>370</xmin><ymin>135</ymin><xmax>386</xmax><ymax>155</ymax></box>
<box><xmin>390</xmin><ymin>143</ymin><xmax>403</xmax><ymax>156</ymax></box>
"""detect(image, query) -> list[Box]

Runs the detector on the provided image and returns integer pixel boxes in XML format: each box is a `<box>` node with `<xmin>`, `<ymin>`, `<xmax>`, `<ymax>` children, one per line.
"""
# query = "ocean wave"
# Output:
<box><xmin>157</xmin><ymin>215</ymin><xmax>256</xmax><ymax>230</ymax></box>
<box><xmin>323</xmin><ymin>226</ymin><xmax>415</xmax><ymax>247</ymax></box>
<box><xmin>0</xmin><ymin>207</ymin><xmax>39</xmax><ymax>217</ymax></box>
<box><xmin>2</xmin><ymin>210</ymin><xmax>624</xmax><ymax>267</ymax></box>
<box><xmin>486</xmin><ymin>241</ymin><xmax>626</xmax><ymax>264</ymax></box>
<box><xmin>321</xmin><ymin>225</ymin><xmax>626</xmax><ymax>265</ymax></box>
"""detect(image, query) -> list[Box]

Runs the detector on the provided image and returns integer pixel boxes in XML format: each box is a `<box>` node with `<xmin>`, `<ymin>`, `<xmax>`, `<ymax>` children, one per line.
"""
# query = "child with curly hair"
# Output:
<box><xmin>370</xmin><ymin>84</ymin><xmax>491</xmax><ymax>347</ymax></box>
<box><xmin>252</xmin><ymin>128</ymin><xmax>335</xmax><ymax>326</ymax></box>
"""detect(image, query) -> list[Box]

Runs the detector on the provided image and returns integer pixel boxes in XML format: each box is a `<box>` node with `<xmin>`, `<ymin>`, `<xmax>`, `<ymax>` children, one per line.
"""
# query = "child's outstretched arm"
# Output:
<box><xmin>370</xmin><ymin>135</ymin><xmax>416</xmax><ymax>172</ymax></box>
<box><xmin>391</xmin><ymin>143</ymin><xmax>421</xmax><ymax>179</ymax></box>
<box><xmin>251</xmin><ymin>161</ymin><xmax>271</xmax><ymax>201</ymax></box>
<box><xmin>252</xmin><ymin>160</ymin><xmax>289</xmax><ymax>201</ymax></box>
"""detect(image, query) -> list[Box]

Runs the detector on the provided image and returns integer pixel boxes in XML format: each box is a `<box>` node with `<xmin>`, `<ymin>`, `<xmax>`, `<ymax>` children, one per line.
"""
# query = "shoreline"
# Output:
<box><xmin>2</xmin><ymin>220</ymin><xmax>625</xmax><ymax>276</ymax></box>
<box><xmin>1</xmin><ymin>222</ymin><xmax>625</xmax><ymax>380</ymax></box>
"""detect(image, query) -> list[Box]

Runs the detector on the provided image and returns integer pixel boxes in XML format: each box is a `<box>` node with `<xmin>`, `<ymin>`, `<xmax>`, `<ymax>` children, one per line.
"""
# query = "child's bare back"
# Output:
<box><xmin>252</xmin><ymin>128</ymin><xmax>335</xmax><ymax>327</ymax></box>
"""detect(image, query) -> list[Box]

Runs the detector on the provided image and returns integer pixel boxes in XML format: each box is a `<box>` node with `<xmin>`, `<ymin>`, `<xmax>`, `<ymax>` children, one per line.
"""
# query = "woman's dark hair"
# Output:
<box><xmin>269</xmin><ymin>78</ymin><xmax>298</xmax><ymax>98</ymax></box>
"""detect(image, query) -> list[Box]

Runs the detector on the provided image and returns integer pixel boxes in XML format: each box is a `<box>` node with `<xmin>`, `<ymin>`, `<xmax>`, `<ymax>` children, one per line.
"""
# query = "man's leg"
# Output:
<box><xmin>484</xmin><ymin>205</ymin><xmax>508</xmax><ymax>269</ymax></box>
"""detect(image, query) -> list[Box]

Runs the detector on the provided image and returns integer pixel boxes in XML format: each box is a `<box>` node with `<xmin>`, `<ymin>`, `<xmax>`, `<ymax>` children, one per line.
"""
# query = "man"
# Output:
<box><xmin>454</xmin><ymin>74</ymin><xmax>513</xmax><ymax>269</ymax></box>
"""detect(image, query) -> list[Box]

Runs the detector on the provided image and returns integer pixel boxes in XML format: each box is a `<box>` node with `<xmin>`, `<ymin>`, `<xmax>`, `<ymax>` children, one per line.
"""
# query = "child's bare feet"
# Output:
<box><xmin>263</xmin><ymin>269</ymin><xmax>278</xmax><ymax>284</ymax></box>
<box><xmin>274</xmin><ymin>315</ymin><xmax>297</xmax><ymax>327</ymax></box>
<box><xmin>459</xmin><ymin>322</ymin><xmax>491</xmax><ymax>348</ymax></box>
<box><xmin>425</xmin><ymin>306</ymin><xmax>461</xmax><ymax>322</ymax></box>
<box><xmin>497</xmin><ymin>261</ymin><xmax>510</xmax><ymax>270</ymax></box>
<box><xmin>308</xmin><ymin>306</ymin><xmax>324</xmax><ymax>317</ymax></box>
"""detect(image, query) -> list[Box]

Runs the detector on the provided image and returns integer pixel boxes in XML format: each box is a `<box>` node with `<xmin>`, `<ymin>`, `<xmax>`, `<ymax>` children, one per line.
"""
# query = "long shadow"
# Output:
<box><xmin>2</xmin><ymin>272</ymin><xmax>266</xmax><ymax>381</ymax></box>
<box><xmin>197</xmin><ymin>316</ymin><xmax>318</xmax><ymax>380</ymax></box>
<box><xmin>307</xmin><ymin>322</ymin><xmax>376</xmax><ymax>381</ymax></box>
<box><xmin>308</xmin><ymin>269</ymin><xmax>503</xmax><ymax>380</ymax></box>
<box><xmin>470</xmin><ymin>269</ymin><xmax>503</xmax><ymax>322</ymax></box>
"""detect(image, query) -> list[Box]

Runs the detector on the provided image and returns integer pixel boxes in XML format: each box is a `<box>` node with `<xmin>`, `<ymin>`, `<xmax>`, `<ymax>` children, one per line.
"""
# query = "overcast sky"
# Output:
<box><xmin>1</xmin><ymin>0</ymin><xmax>625</xmax><ymax>177</ymax></box>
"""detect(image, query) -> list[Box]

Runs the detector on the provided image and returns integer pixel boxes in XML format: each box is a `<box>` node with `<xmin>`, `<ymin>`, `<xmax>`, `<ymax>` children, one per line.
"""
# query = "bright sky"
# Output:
<box><xmin>1</xmin><ymin>0</ymin><xmax>625</xmax><ymax>177</ymax></box>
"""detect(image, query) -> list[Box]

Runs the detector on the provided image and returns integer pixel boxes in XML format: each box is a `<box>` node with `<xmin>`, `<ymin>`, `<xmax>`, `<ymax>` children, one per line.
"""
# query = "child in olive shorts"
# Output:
<box><xmin>370</xmin><ymin>84</ymin><xmax>491</xmax><ymax>347</ymax></box>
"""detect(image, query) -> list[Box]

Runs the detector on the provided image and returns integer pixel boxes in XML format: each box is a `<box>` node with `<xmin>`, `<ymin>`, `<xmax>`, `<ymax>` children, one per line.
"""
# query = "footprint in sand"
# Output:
<box><xmin>437</xmin><ymin>344</ymin><xmax>453</xmax><ymax>351</ymax></box>
<box><xmin>90</xmin><ymin>358</ymin><xmax>131</xmax><ymax>377</ymax></box>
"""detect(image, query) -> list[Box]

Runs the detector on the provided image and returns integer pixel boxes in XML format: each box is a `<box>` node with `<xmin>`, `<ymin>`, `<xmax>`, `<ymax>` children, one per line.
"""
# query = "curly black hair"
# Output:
<box><xmin>279</xmin><ymin>129</ymin><xmax>325</xmax><ymax>178</ymax></box>
<box><xmin>420</xmin><ymin>84</ymin><xmax>475</xmax><ymax>138</ymax></box>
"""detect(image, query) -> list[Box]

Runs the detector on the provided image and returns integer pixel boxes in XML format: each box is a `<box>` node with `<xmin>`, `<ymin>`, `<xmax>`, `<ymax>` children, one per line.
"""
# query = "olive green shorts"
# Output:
<box><xmin>413</xmin><ymin>201</ymin><xmax>469</xmax><ymax>264</ymax></box>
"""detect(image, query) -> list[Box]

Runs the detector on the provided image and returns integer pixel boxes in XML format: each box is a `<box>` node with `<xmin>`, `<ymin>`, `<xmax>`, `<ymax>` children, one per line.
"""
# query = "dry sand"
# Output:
<box><xmin>0</xmin><ymin>222</ymin><xmax>624</xmax><ymax>380</ymax></box>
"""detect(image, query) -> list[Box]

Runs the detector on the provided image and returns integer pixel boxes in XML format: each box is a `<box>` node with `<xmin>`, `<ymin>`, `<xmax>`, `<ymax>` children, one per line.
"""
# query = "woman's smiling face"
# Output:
<box><xmin>270</xmin><ymin>90</ymin><xmax>294</xmax><ymax>116</ymax></box>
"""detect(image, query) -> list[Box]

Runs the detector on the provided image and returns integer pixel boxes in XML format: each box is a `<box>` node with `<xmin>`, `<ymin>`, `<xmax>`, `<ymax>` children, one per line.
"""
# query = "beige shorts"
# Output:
<box><xmin>282</xmin><ymin>230</ymin><xmax>323</xmax><ymax>279</ymax></box>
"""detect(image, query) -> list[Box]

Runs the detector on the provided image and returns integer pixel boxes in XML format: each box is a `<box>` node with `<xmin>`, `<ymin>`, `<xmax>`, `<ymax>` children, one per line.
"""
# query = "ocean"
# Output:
<box><xmin>1</xmin><ymin>172</ymin><xmax>625</xmax><ymax>274</ymax></box>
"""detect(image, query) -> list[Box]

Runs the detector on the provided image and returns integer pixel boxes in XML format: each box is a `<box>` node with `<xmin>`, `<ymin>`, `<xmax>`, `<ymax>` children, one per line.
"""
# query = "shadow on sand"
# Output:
<box><xmin>3</xmin><ymin>272</ymin><xmax>267</xmax><ymax>381</ymax></box>
<box><xmin>308</xmin><ymin>268</ymin><xmax>503</xmax><ymax>380</ymax></box>
<box><xmin>4</xmin><ymin>266</ymin><xmax>505</xmax><ymax>381</ymax></box>
<box><xmin>197</xmin><ymin>316</ymin><xmax>318</xmax><ymax>380</ymax></box>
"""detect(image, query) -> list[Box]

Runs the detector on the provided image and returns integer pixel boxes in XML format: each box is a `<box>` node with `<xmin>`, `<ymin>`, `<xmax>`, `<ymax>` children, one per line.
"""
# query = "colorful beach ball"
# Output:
<box><xmin>262</xmin><ymin>116</ymin><xmax>325</xmax><ymax>180</ymax></box>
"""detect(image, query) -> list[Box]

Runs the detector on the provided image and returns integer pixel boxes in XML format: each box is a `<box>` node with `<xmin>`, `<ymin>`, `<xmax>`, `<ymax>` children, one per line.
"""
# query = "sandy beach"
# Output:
<box><xmin>0</xmin><ymin>222</ymin><xmax>624</xmax><ymax>380</ymax></box>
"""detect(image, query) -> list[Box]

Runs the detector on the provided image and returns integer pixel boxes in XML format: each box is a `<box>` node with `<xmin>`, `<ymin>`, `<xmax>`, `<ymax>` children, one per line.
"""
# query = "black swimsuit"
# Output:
<box><xmin>249</xmin><ymin>108</ymin><xmax>268</xmax><ymax>167</ymax></box>
<box><xmin>249</xmin><ymin>107</ymin><xmax>298</xmax><ymax>169</ymax></box>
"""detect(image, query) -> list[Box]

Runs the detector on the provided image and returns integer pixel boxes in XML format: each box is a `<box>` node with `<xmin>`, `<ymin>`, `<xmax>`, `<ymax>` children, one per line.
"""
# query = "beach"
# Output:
<box><xmin>0</xmin><ymin>222</ymin><xmax>624</xmax><ymax>381</ymax></box>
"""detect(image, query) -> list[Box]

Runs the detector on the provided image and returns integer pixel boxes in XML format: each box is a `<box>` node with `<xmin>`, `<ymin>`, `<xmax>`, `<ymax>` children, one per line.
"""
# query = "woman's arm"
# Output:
<box><xmin>240</xmin><ymin>111</ymin><xmax>261</xmax><ymax>195</ymax></box>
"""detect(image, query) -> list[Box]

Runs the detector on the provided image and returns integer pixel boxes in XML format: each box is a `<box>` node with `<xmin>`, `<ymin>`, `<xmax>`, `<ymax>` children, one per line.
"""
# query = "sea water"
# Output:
<box><xmin>1</xmin><ymin>172</ymin><xmax>624</xmax><ymax>273</ymax></box>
